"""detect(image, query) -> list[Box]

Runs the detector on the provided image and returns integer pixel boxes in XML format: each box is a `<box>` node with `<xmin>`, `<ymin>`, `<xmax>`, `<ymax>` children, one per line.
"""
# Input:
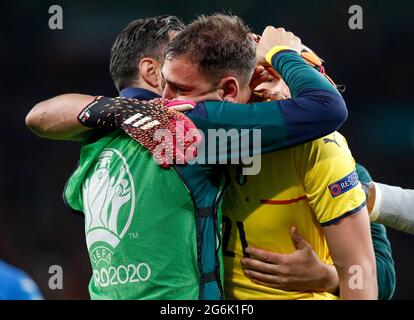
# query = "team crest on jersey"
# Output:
<box><xmin>83</xmin><ymin>148</ymin><xmax>136</xmax><ymax>256</ymax></box>
<box><xmin>328</xmin><ymin>170</ymin><xmax>359</xmax><ymax>198</ymax></box>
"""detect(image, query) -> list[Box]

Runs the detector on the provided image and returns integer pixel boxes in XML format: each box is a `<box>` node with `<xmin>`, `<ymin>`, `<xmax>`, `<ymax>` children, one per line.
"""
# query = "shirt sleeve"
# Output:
<box><xmin>296</xmin><ymin>132</ymin><xmax>366</xmax><ymax>226</ymax></box>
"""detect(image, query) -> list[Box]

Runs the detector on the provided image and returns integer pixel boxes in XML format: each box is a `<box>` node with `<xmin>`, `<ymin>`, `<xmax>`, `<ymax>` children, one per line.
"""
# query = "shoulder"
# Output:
<box><xmin>295</xmin><ymin>131</ymin><xmax>353</xmax><ymax>163</ymax></box>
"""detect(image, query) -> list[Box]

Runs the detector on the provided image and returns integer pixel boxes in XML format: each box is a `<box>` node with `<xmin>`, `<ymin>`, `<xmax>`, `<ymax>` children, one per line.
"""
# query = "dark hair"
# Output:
<box><xmin>110</xmin><ymin>15</ymin><xmax>185</xmax><ymax>91</ymax></box>
<box><xmin>165</xmin><ymin>13</ymin><xmax>256</xmax><ymax>86</ymax></box>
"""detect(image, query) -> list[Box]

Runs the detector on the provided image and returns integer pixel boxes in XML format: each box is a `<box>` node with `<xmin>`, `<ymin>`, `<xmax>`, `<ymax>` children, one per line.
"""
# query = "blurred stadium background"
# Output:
<box><xmin>1</xmin><ymin>0</ymin><xmax>413</xmax><ymax>299</ymax></box>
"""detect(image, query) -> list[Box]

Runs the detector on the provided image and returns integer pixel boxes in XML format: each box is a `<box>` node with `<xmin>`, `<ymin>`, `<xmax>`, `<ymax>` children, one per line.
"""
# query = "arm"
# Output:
<box><xmin>193</xmin><ymin>27</ymin><xmax>345</xmax><ymax>155</ymax></box>
<box><xmin>297</xmin><ymin>133</ymin><xmax>377</xmax><ymax>299</ymax></box>
<box><xmin>27</xmin><ymin>28</ymin><xmax>347</xmax><ymax>152</ymax></box>
<box><xmin>26</xmin><ymin>48</ymin><xmax>346</xmax><ymax>157</ymax></box>
<box><xmin>357</xmin><ymin>163</ymin><xmax>396</xmax><ymax>299</ymax></box>
<box><xmin>25</xmin><ymin>94</ymin><xmax>95</xmax><ymax>141</ymax></box>
<box><xmin>369</xmin><ymin>182</ymin><xmax>414</xmax><ymax>234</ymax></box>
<box><xmin>323</xmin><ymin>208</ymin><xmax>378</xmax><ymax>299</ymax></box>
<box><xmin>192</xmin><ymin>50</ymin><xmax>347</xmax><ymax>160</ymax></box>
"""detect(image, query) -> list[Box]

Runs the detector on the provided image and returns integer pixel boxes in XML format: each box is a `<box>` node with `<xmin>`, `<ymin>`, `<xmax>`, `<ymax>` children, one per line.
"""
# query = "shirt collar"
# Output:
<box><xmin>119</xmin><ymin>87</ymin><xmax>161</xmax><ymax>100</ymax></box>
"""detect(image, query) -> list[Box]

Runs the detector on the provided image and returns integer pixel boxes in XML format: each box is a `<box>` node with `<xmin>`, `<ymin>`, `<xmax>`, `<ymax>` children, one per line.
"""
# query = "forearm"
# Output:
<box><xmin>370</xmin><ymin>182</ymin><xmax>414</xmax><ymax>234</ymax></box>
<box><xmin>317</xmin><ymin>254</ymin><xmax>393</xmax><ymax>300</ymax></box>
<box><xmin>337</xmin><ymin>261</ymin><xmax>378</xmax><ymax>299</ymax></box>
<box><xmin>26</xmin><ymin>94</ymin><xmax>95</xmax><ymax>141</ymax></box>
<box><xmin>320</xmin><ymin>259</ymin><xmax>390</xmax><ymax>299</ymax></box>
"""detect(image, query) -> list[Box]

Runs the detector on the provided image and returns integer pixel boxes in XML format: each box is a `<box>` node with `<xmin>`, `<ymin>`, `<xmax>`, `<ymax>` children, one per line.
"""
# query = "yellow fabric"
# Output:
<box><xmin>222</xmin><ymin>132</ymin><xmax>366</xmax><ymax>300</ymax></box>
<box><xmin>265</xmin><ymin>46</ymin><xmax>296</xmax><ymax>65</ymax></box>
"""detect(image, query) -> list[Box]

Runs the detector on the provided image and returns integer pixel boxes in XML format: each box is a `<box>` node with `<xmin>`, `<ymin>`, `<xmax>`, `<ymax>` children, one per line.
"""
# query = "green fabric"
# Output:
<box><xmin>64</xmin><ymin>129</ymin><xmax>200</xmax><ymax>299</ymax></box>
<box><xmin>356</xmin><ymin>163</ymin><xmax>396</xmax><ymax>300</ymax></box>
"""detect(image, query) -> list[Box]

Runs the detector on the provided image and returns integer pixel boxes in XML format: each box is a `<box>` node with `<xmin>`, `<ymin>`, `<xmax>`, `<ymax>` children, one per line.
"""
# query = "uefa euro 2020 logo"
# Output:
<box><xmin>83</xmin><ymin>149</ymin><xmax>135</xmax><ymax>262</ymax></box>
<box><xmin>83</xmin><ymin>150</ymin><xmax>152</xmax><ymax>288</ymax></box>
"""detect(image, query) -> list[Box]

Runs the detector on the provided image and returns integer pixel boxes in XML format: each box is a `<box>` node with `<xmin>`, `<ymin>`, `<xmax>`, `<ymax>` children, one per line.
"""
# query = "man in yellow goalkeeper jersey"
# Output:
<box><xmin>222</xmin><ymin>130</ymin><xmax>370</xmax><ymax>299</ymax></box>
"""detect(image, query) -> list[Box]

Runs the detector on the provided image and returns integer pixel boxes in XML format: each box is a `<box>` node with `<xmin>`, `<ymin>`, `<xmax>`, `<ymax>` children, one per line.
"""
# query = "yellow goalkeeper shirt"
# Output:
<box><xmin>222</xmin><ymin>132</ymin><xmax>366</xmax><ymax>300</ymax></box>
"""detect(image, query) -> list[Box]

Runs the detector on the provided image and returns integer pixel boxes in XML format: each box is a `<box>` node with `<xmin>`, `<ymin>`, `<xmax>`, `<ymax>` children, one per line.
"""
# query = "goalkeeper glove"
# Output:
<box><xmin>78</xmin><ymin>96</ymin><xmax>200</xmax><ymax>168</ymax></box>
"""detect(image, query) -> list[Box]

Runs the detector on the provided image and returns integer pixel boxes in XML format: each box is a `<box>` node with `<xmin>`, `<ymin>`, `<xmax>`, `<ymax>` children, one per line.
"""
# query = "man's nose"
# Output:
<box><xmin>162</xmin><ymin>86</ymin><xmax>174</xmax><ymax>100</ymax></box>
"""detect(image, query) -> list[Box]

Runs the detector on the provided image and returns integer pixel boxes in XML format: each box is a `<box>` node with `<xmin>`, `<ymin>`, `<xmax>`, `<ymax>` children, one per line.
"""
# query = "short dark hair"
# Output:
<box><xmin>110</xmin><ymin>15</ymin><xmax>185</xmax><ymax>91</ymax></box>
<box><xmin>165</xmin><ymin>14</ymin><xmax>256</xmax><ymax>86</ymax></box>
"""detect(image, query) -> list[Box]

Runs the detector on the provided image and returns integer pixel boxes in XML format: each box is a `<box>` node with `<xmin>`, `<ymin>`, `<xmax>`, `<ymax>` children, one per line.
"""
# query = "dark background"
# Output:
<box><xmin>1</xmin><ymin>0</ymin><xmax>413</xmax><ymax>299</ymax></box>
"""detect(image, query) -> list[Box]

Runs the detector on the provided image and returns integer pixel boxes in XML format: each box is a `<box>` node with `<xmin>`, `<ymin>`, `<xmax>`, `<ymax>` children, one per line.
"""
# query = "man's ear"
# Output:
<box><xmin>218</xmin><ymin>76</ymin><xmax>240</xmax><ymax>102</ymax></box>
<box><xmin>138</xmin><ymin>58</ymin><xmax>161</xmax><ymax>88</ymax></box>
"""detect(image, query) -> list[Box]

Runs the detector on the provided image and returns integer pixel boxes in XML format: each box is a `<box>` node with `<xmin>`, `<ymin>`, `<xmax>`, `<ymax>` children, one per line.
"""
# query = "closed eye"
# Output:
<box><xmin>166</xmin><ymin>81</ymin><xmax>189</xmax><ymax>95</ymax></box>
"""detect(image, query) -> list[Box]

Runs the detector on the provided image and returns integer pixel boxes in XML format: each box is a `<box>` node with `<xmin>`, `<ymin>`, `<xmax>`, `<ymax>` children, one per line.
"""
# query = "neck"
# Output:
<box><xmin>237</xmin><ymin>86</ymin><xmax>253</xmax><ymax>104</ymax></box>
<box><xmin>130</xmin><ymin>80</ymin><xmax>160</xmax><ymax>96</ymax></box>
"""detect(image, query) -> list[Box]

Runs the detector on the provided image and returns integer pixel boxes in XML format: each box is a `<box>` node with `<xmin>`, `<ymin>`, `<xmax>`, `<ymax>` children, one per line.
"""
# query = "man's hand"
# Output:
<box><xmin>78</xmin><ymin>96</ymin><xmax>201</xmax><ymax>168</ymax></box>
<box><xmin>241</xmin><ymin>226</ymin><xmax>339</xmax><ymax>293</ymax></box>
<box><xmin>257</xmin><ymin>27</ymin><xmax>302</xmax><ymax>66</ymax></box>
